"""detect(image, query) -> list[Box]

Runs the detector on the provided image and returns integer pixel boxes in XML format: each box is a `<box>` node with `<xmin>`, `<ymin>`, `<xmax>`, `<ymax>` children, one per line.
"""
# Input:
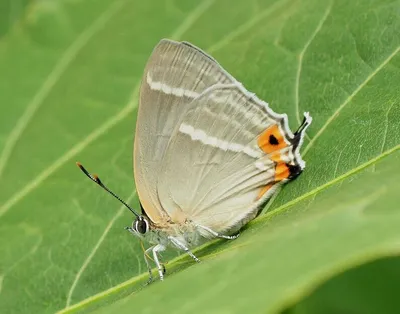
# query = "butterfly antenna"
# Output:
<box><xmin>76</xmin><ymin>162</ymin><xmax>139</xmax><ymax>217</ymax></box>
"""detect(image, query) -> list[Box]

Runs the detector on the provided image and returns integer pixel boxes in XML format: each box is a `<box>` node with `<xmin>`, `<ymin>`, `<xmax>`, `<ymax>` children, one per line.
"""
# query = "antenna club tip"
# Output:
<box><xmin>76</xmin><ymin>161</ymin><xmax>82</xmax><ymax>168</ymax></box>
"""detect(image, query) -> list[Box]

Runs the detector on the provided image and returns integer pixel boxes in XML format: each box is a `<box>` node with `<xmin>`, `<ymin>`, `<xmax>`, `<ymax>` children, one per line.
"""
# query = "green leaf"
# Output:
<box><xmin>0</xmin><ymin>0</ymin><xmax>30</xmax><ymax>38</ymax></box>
<box><xmin>0</xmin><ymin>0</ymin><xmax>399</xmax><ymax>313</ymax></box>
<box><xmin>283</xmin><ymin>255</ymin><xmax>400</xmax><ymax>314</ymax></box>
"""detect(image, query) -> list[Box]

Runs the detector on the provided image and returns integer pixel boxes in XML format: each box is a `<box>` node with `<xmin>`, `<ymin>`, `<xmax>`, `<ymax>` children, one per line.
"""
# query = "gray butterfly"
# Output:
<box><xmin>77</xmin><ymin>39</ymin><xmax>312</xmax><ymax>282</ymax></box>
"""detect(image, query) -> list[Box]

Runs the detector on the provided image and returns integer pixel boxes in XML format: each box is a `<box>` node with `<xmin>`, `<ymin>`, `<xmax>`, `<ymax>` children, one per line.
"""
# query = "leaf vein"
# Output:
<box><xmin>0</xmin><ymin>232</ymin><xmax>42</xmax><ymax>295</ymax></box>
<box><xmin>373</xmin><ymin>100</ymin><xmax>395</xmax><ymax>172</ymax></box>
<box><xmin>304</xmin><ymin>45</ymin><xmax>400</xmax><ymax>155</ymax></box>
<box><xmin>380</xmin><ymin>101</ymin><xmax>395</xmax><ymax>154</ymax></box>
<box><xmin>65</xmin><ymin>199</ymin><xmax>129</xmax><ymax>307</ymax></box>
<box><xmin>0</xmin><ymin>0</ymin><xmax>125</xmax><ymax>180</ymax></box>
<box><xmin>207</xmin><ymin>0</ymin><xmax>291</xmax><ymax>53</ymax></box>
<box><xmin>263</xmin><ymin>145</ymin><xmax>400</xmax><ymax>219</ymax></box>
<box><xmin>295</xmin><ymin>1</ymin><xmax>332</xmax><ymax>124</ymax></box>
<box><xmin>170</xmin><ymin>0</ymin><xmax>216</xmax><ymax>39</ymax></box>
<box><xmin>0</xmin><ymin>92</ymin><xmax>138</xmax><ymax>218</ymax></box>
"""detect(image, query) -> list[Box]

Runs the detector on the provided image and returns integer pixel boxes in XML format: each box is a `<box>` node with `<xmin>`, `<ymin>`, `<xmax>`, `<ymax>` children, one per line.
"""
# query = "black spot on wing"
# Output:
<box><xmin>269</xmin><ymin>134</ymin><xmax>279</xmax><ymax>145</ymax></box>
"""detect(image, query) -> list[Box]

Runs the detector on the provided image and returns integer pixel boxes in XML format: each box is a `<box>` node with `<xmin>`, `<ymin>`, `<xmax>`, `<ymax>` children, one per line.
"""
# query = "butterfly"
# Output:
<box><xmin>77</xmin><ymin>39</ymin><xmax>312</xmax><ymax>282</ymax></box>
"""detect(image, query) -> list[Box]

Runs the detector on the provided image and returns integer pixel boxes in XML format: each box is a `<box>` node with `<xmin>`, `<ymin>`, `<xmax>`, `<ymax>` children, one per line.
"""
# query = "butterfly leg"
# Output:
<box><xmin>143</xmin><ymin>246</ymin><xmax>155</xmax><ymax>284</ymax></box>
<box><xmin>152</xmin><ymin>244</ymin><xmax>166</xmax><ymax>281</ymax></box>
<box><xmin>195</xmin><ymin>224</ymin><xmax>239</xmax><ymax>240</ymax></box>
<box><xmin>125</xmin><ymin>226</ymin><xmax>135</xmax><ymax>235</ymax></box>
<box><xmin>168</xmin><ymin>236</ymin><xmax>200</xmax><ymax>263</ymax></box>
<box><xmin>125</xmin><ymin>228</ymin><xmax>164</xmax><ymax>283</ymax></box>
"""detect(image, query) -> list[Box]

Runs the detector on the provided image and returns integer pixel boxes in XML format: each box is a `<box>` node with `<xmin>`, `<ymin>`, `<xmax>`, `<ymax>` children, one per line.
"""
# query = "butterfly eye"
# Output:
<box><xmin>134</xmin><ymin>218</ymin><xmax>149</xmax><ymax>234</ymax></box>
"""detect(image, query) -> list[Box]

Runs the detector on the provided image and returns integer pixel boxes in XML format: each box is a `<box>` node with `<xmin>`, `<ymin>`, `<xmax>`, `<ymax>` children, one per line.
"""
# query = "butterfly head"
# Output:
<box><xmin>132</xmin><ymin>215</ymin><xmax>150</xmax><ymax>234</ymax></box>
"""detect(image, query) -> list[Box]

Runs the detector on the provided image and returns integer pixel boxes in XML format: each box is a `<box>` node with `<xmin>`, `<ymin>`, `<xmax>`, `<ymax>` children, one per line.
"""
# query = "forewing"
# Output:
<box><xmin>134</xmin><ymin>39</ymin><xmax>235</xmax><ymax>223</ymax></box>
<box><xmin>157</xmin><ymin>84</ymin><xmax>310</xmax><ymax>232</ymax></box>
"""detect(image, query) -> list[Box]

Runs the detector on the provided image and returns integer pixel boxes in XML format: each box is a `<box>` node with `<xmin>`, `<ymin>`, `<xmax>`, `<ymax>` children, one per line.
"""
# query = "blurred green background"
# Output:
<box><xmin>0</xmin><ymin>0</ymin><xmax>399</xmax><ymax>313</ymax></box>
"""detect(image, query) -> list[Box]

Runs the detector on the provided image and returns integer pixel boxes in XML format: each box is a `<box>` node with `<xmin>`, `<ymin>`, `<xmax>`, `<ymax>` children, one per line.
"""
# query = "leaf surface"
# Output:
<box><xmin>0</xmin><ymin>0</ymin><xmax>399</xmax><ymax>313</ymax></box>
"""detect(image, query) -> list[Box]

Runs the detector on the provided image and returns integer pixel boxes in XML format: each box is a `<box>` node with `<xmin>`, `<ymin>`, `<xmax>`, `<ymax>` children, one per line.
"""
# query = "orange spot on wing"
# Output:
<box><xmin>258</xmin><ymin>125</ymin><xmax>288</xmax><ymax>155</ymax></box>
<box><xmin>257</xmin><ymin>125</ymin><xmax>291</xmax><ymax>190</ymax></box>
<box><xmin>257</xmin><ymin>183</ymin><xmax>274</xmax><ymax>200</ymax></box>
<box><xmin>275</xmin><ymin>163</ymin><xmax>290</xmax><ymax>181</ymax></box>
<box><xmin>269</xmin><ymin>152</ymin><xmax>282</xmax><ymax>163</ymax></box>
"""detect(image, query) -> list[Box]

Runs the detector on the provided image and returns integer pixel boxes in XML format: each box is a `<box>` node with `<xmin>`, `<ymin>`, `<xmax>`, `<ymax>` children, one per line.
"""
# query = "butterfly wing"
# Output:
<box><xmin>134</xmin><ymin>39</ymin><xmax>236</xmax><ymax>223</ymax></box>
<box><xmin>157</xmin><ymin>84</ymin><xmax>311</xmax><ymax>233</ymax></box>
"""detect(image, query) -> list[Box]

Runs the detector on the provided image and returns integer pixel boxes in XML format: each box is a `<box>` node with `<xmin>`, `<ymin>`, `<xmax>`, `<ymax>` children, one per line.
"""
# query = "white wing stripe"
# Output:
<box><xmin>179</xmin><ymin>123</ymin><xmax>262</xmax><ymax>159</ymax></box>
<box><xmin>146</xmin><ymin>72</ymin><xmax>200</xmax><ymax>98</ymax></box>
